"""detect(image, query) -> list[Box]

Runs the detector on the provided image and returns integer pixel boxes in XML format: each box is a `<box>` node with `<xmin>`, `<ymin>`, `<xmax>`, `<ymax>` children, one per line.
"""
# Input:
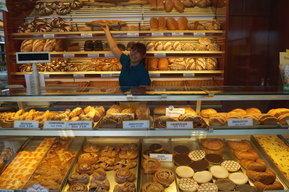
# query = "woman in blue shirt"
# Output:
<box><xmin>103</xmin><ymin>25</ymin><xmax>151</xmax><ymax>92</ymax></box>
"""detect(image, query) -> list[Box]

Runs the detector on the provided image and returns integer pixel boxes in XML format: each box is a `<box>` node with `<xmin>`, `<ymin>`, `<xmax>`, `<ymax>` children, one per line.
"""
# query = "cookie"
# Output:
<box><xmin>198</xmin><ymin>183</ymin><xmax>218</xmax><ymax>192</ymax></box>
<box><xmin>228</xmin><ymin>172</ymin><xmax>248</xmax><ymax>185</ymax></box>
<box><xmin>205</xmin><ymin>154</ymin><xmax>223</xmax><ymax>164</ymax></box>
<box><xmin>174</xmin><ymin>154</ymin><xmax>192</xmax><ymax>166</ymax></box>
<box><xmin>189</xmin><ymin>159</ymin><xmax>209</xmax><ymax>171</ymax></box>
<box><xmin>215</xmin><ymin>178</ymin><xmax>236</xmax><ymax>191</ymax></box>
<box><xmin>221</xmin><ymin>160</ymin><xmax>241</xmax><ymax>172</ymax></box>
<box><xmin>178</xmin><ymin>178</ymin><xmax>199</xmax><ymax>192</ymax></box>
<box><xmin>209</xmin><ymin>165</ymin><xmax>229</xmax><ymax>179</ymax></box>
<box><xmin>175</xmin><ymin>166</ymin><xmax>194</xmax><ymax>178</ymax></box>
<box><xmin>174</xmin><ymin>145</ymin><xmax>190</xmax><ymax>154</ymax></box>
<box><xmin>188</xmin><ymin>150</ymin><xmax>206</xmax><ymax>161</ymax></box>
<box><xmin>193</xmin><ymin>171</ymin><xmax>212</xmax><ymax>183</ymax></box>
<box><xmin>236</xmin><ymin>184</ymin><xmax>257</xmax><ymax>192</ymax></box>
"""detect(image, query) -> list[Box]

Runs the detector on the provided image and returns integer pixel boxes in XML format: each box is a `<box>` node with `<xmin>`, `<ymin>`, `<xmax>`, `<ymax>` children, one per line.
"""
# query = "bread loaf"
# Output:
<box><xmin>21</xmin><ymin>39</ymin><xmax>34</xmax><ymax>52</ymax></box>
<box><xmin>148</xmin><ymin>58</ymin><xmax>159</xmax><ymax>70</ymax></box>
<box><xmin>164</xmin><ymin>0</ymin><xmax>174</xmax><ymax>12</ymax></box>
<box><xmin>150</xmin><ymin>17</ymin><xmax>158</xmax><ymax>31</ymax></box>
<box><xmin>32</xmin><ymin>39</ymin><xmax>46</xmax><ymax>52</ymax></box>
<box><xmin>170</xmin><ymin>63</ymin><xmax>186</xmax><ymax>70</ymax></box>
<box><xmin>54</xmin><ymin>39</ymin><xmax>64</xmax><ymax>51</ymax></box>
<box><xmin>149</xmin><ymin>0</ymin><xmax>157</xmax><ymax>9</ymax></box>
<box><xmin>188</xmin><ymin>21</ymin><xmax>205</xmax><ymax>30</ymax></box>
<box><xmin>158</xmin><ymin>16</ymin><xmax>167</xmax><ymax>30</ymax></box>
<box><xmin>166</xmin><ymin>17</ymin><xmax>178</xmax><ymax>30</ymax></box>
<box><xmin>184</xmin><ymin>0</ymin><xmax>195</xmax><ymax>7</ymax></box>
<box><xmin>182</xmin><ymin>43</ymin><xmax>193</xmax><ymax>51</ymax></box>
<box><xmin>146</xmin><ymin>41</ymin><xmax>155</xmax><ymax>51</ymax></box>
<box><xmin>194</xmin><ymin>44</ymin><xmax>207</xmax><ymax>51</ymax></box>
<box><xmin>177</xmin><ymin>17</ymin><xmax>188</xmax><ymax>30</ymax></box>
<box><xmin>163</xmin><ymin>41</ymin><xmax>173</xmax><ymax>51</ymax></box>
<box><xmin>158</xmin><ymin>58</ymin><xmax>169</xmax><ymax>70</ymax></box>
<box><xmin>204</xmin><ymin>20</ymin><xmax>221</xmax><ymax>30</ymax></box>
<box><xmin>43</xmin><ymin>39</ymin><xmax>56</xmax><ymax>52</ymax></box>
<box><xmin>199</xmin><ymin>38</ymin><xmax>212</xmax><ymax>45</ymax></box>
<box><xmin>207</xmin><ymin>43</ymin><xmax>220</xmax><ymax>51</ymax></box>
<box><xmin>185</xmin><ymin>58</ymin><xmax>196</xmax><ymax>70</ymax></box>
<box><xmin>155</xmin><ymin>41</ymin><xmax>163</xmax><ymax>51</ymax></box>
<box><xmin>156</xmin><ymin>0</ymin><xmax>164</xmax><ymax>10</ymax></box>
<box><xmin>206</xmin><ymin>58</ymin><xmax>217</xmax><ymax>70</ymax></box>
<box><xmin>195</xmin><ymin>0</ymin><xmax>211</xmax><ymax>8</ymax></box>
<box><xmin>195</xmin><ymin>58</ymin><xmax>206</xmax><ymax>70</ymax></box>
<box><xmin>173</xmin><ymin>0</ymin><xmax>184</xmax><ymax>12</ymax></box>
<box><xmin>172</xmin><ymin>41</ymin><xmax>182</xmax><ymax>51</ymax></box>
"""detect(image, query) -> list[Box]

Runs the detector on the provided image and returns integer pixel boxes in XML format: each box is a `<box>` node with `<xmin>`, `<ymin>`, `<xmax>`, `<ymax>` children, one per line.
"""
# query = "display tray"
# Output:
<box><xmin>63</xmin><ymin>138</ymin><xmax>140</xmax><ymax>192</ymax></box>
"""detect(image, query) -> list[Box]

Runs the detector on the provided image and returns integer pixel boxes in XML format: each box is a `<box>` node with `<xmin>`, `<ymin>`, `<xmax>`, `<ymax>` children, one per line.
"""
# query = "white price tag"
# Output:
<box><xmin>167</xmin><ymin>121</ymin><xmax>193</xmax><ymax>129</ymax></box>
<box><xmin>152</xmin><ymin>32</ymin><xmax>164</xmax><ymax>37</ymax></box>
<box><xmin>166</xmin><ymin>107</ymin><xmax>185</xmax><ymax>117</ymax></box>
<box><xmin>127</xmin><ymin>32</ymin><xmax>139</xmax><ymax>37</ymax></box>
<box><xmin>150</xmin><ymin>73</ymin><xmax>160</xmax><ymax>77</ymax></box>
<box><xmin>0</xmin><ymin>189</ymin><xmax>14</xmax><ymax>192</ymax></box>
<box><xmin>101</xmin><ymin>74</ymin><xmax>113</xmax><ymax>78</ymax></box>
<box><xmin>123</xmin><ymin>120</ymin><xmax>150</xmax><ymax>129</ymax></box>
<box><xmin>228</xmin><ymin>119</ymin><xmax>253</xmax><ymax>127</ymax></box>
<box><xmin>88</xmin><ymin>54</ymin><xmax>100</xmax><ymax>58</ymax></box>
<box><xmin>43</xmin><ymin>34</ymin><xmax>55</xmax><ymax>38</ymax></box>
<box><xmin>14</xmin><ymin>121</ymin><xmax>39</xmax><ymax>129</ymax></box>
<box><xmin>63</xmin><ymin>54</ymin><xmax>75</xmax><ymax>58</ymax></box>
<box><xmin>150</xmin><ymin>153</ymin><xmax>173</xmax><ymax>161</ymax></box>
<box><xmin>105</xmin><ymin>53</ymin><xmax>114</xmax><ymax>57</ymax></box>
<box><xmin>154</xmin><ymin>53</ymin><xmax>166</xmax><ymax>57</ymax></box>
<box><xmin>66</xmin><ymin>121</ymin><xmax>92</xmax><ymax>129</ymax></box>
<box><xmin>81</xmin><ymin>33</ymin><xmax>93</xmax><ymax>38</ymax></box>
<box><xmin>183</xmin><ymin>73</ymin><xmax>195</xmax><ymax>77</ymax></box>
<box><xmin>194</xmin><ymin>33</ymin><xmax>206</xmax><ymax>37</ymax></box>
<box><xmin>44</xmin><ymin>121</ymin><xmax>66</xmax><ymax>129</ymax></box>
<box><xmin>172</xmin><ymin>32</ymin><xmax>184</xmax><ymax>36</ymax></box>
<box><xmin>73</xmin><ymin>74</ymin><xmax>85</xmax><ymax>78</ymax></box>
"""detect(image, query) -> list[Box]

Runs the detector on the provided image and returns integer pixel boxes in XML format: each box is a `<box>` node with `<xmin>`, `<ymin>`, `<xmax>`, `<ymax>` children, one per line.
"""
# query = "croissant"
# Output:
<box><xmin>69</xmin><ymin>107</ymin><xmax>83</xmax><ymax>118</ymax></box>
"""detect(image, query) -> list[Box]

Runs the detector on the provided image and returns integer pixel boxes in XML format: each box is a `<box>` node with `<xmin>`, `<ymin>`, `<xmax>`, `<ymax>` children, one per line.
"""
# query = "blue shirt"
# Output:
<box><xmin>119</xmin><ymin>54</ymin><xmax>151</xmax><ymax>92</ymax></box>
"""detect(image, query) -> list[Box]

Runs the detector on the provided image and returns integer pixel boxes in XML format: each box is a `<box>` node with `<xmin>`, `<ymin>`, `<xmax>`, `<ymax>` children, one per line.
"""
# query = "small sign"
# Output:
<box><xmin>16</xmin><ymin>52</ymin><xmax>50</xmax><ymax>64</ymax></box>
<box><xmin>167</xmin><ymin>121</ymin><xmax>193</xmax><ymax>129</ymax></box>
<box><xmin>66</xmin><ymin>121</ymin><xmax>92</xmax><ymax>129</ymax></box>
<box><xmin>81</xmin><ymin>33</ymin><xmax>93</xmax><ymax>38</ymax></box>
<box><xmin>172</xmin><ymin>32</ymin><xmax>184</xmax><ymax>36</ymax></box>
<box><xmin>44</xmin><ymin>121</ymin><xmax>66</xmax><ymax>129</ymax></box>
<box><xmin>123</xmin><ymin>120</ymin><xmax>150</xmax><ymax>129</ymax></box>
<box><xmin>88</xmin><ymin>54</ymin><xmax>100</xmax><ymax>58</ymax></box>
<box><xmin>27</xmin><ymin>184</ymin><xmax>49</xmax><ymax>192</ymax></box>
<box><xmin>43</xmin><ymin>34</ymin><xmax>55</xmax><ymax>38</ymax></box>
<box><xmin>150</xmin><ymin>73</ymin><xmax>160</xmax><ymax>78</ymax></box>
<box><xmin>166</xmin><ymin>107</ymin><xmax>185</xmax><ymax>117</ymax></box>
<box><xmin>150</xmin><ymin>153</ymin><xmax>173</xmax><ymax>161</ymax></box>
<box><xmin>154</xmin><ymin>53</ymin><xmax>166</xmax><ymax>57</ymax></box>
<box><xmin>183</xmin><ymin>73</ymin><xmax>195</xmax><ymax>77</ymax></box>
<box><xmin>14</xmin><ymin>121</ymin><xmax>39</xmax><ymax>129</ymax></box>
<box><xmin>0</xmin><ymin>190</ymin><xmax>14</xmax><ymax>192</ymax></box>
<box><xmin>194</xmin><ymin>33</ymin><xmax>206</xmax><ymax>37</ymax></box>
<box><xmin>73</xmin><ymin>74</ymin><xmax>85</xmax><ymax>78</ymax></box>
<box><xmin>228</xmin><ymin>119</ymin><xmax>253</xmax><ymax>127</ymax></box>
<box><xmin>127</xmin><ymin>32</ymin><xmax>139</xmax><ymax>37</ymax></box>
<box><xmin>63</xmin><ymin>54</ymin><xmax>75</xmax><ymax>58</ymax></box>
<box><xmin>101</xmin><ymin>74</ymin><xmax>113</xmax><ymax>78</ymax></box>
<box><xmin>152</xmin><ymin>32</ymin><xmax>164</xmax><ymax>37</ymax></box>
<box><xmin>105</xmin><ymin>53</ymin><xmax>114</xmax><ymax>57</ymax></box>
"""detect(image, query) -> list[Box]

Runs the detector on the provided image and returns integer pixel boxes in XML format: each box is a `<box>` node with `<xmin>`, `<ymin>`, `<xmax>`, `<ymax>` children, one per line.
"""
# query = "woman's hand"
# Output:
<box><xmin>102</xmin><ymin>24</ymin><xmax>110</xmax><ymax>34</ymax></box>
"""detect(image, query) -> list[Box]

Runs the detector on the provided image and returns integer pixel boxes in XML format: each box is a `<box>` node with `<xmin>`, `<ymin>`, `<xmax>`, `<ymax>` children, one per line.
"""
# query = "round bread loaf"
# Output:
<box><xmin>195</xmin><ymin>58</ymin><xmax>206</xmax><ymax>70</ymax></box>
<box><xmin>167</xmin><ymin>17</ymin><xmax>178</xmax><ymax>30</ymax></box>
<box><xmin>163</xmin><ymin>41</ymin><xmax>173</xmax><ymax>51</ymax></box>
<box><xmin>150</xmin><ymin>17</ymin><xmax>159</xmax><ymax>31</ymax></box>
<box><xmin>172</xmin><ymin>41</ymin><xmax>182</xmax><ymax>51</ymax></box>
<box><xmin>206</xmin><ymin>58</ymin><xmax>217</xmax><ymax>70</ymax></box>
<box><xmin>158</xmin><ymin>16</ymin><xmax>167</xmax><ymax>30</ymax></box>
<box><xmin>177</xmin><ymin>16</ymin><xmax>188</xmax><ymax>30</ymax></box>
<box><xmin>155</xmin><ymin>41</ymin><xmax>163</xmax><ymax>51</ymax></box>
<box><xmin>158</xmin><ymin>58</ymin><xmax>169</xmax><ymax>70</ymax></box>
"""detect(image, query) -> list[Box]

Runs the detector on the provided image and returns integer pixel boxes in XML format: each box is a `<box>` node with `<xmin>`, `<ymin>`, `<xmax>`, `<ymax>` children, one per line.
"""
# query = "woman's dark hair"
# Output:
<box><xmin>131</xmin><ymin>42</ymin><xmax>147</xmax><ymax>56</ymax></box>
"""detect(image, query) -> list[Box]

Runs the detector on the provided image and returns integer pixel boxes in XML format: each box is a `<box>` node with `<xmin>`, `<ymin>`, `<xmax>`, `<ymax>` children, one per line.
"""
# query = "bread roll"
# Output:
<box><xmin>201</xmin><ymin>108</ymin><xmax>217</xmax><ymax>118</ymax></box>
<box><xmin>155</xmin><ymin>41</ymin><xmax>163</xmax><ymax>51</ymax></box>
<box><xmin>188</xmin><ymin>21</ymin><xmax>205</xmax><ymax>30</ymax></box>
<box><xmin>172</xmin><ymin>41</ymin><xmax>181</xmax><ymax>51</ymax></box>
<box><xmin>21</xmin><ymin>39</ymin><xmax>34</xmax><ymax>52</ymax></box>
<box><xmin>182</xmin><ymin>43</ymin><xmax>193</xmax><ymax>51</ymax></box>
<box><xmin>158</xmin><ymin>58</ymin><xmax>169</xmax><ymax>70</ymax></box>
<box><xmin>170</xmin><ymin>63</ymin><xmax>186</xmax><ymax>70</ymax></box>
<box><xmin>157</xmin><ymin>16</ymin><xmax>167</xmax><ymax>30</ymax></box>
<box><xmin>185</xmin><ymin>58</ymin><xmax>196</xmax><ymax>70</ymax></box>
<box><xmin>156</xmin><ymin>0</ymin><xmax>164</xmax><ymax>10</ymax></box>
<box><xmin>146</xmin><ymin>41</ymin><xmax>155</xmax><ymax>51</ymax></box>
<box><xmin>254</xmin><ymin>181</ymin><xmax>284</xmax><ymax>192</ymax></box>
<box><xmin>206</xmin><ymin>58</ymin><xmax>217</xmax><ymax>70</ymax></box>
<box><xmin>166</xmin><ymin>17</ymin><xmax>178</xmax><ymax>30</ymax></box>
<box><xmin>164</xmin><ymin>0</ymin><xmax>174</xmax><ymax>12</ymax></box>
<box><xmin>195</xmin><ymin>58</ymin><xmax>206</xmax><ymax>70</ymax></box>
<box><xmin>43</xmin><ymin>39</ymin><xmax>56</xmax><ymax>52</ymax></box>
<box><xmin>199</xmin><ymin>38</ymin><xmax>212</xmax><ymax>45</ymax></box>
<box><xmin>149</xmin><ymin>0</ymin><xmax>157</xmax><ymax>9</ymax></box>
<box><xmin>247</xmin><ymin>169</ymin><xmax>276</xmax><ymax>185</ymax></box>
<box><xmin>207</xmin><ymin>43</ymin><xmax>220</xmax><ymax>51</ymax></box>
<box><xmin>154</xmin><ymin>106</ymin><xmax>169</xmax><ymax>115</ymax></box>
<box><xmin>194</xmin><ymin>43</ymin><xmax>207</xmax><ymax>51</ymax></box>
<box><xmin>177</xmin><ymin>17</ymin><xmax>188</xmax><ymax>30</ymax></box>
<box><xmin>148</xmin><ymin>58</ymin><xmax>159</xmax><ymax>70</ymax></box>
<box><xmin>184</xmin><ymin>0</ymin><xmax>195</xmax><ymax>7</ymax></box>
<box><xmin>163</xmin><ymin>41</ymin><xmax>173</xmax><ymax>51</ymax></box>
<box><xmin>173</xmin><ymin>0</ymin><xmax>184</xmax><ymax>12</ymax></box>
<box><xmin>150</xmin><ymin>17</ymin><xmax>158</xmax><ymax>31</ymax></box>
<box><xmin>32</xmin><ymin>39</ymin><xmax>46</xmax><ymax>52</ymax></box>
<box><xmin>204</xmin><ymin>20</ymin><xmax>221</xmax><ymax>30</ymax></box>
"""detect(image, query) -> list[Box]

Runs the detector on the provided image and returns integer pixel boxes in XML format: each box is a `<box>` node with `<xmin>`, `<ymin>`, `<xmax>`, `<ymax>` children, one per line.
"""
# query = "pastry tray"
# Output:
<box><xmin>251</xmin><ymin>136</ymin><xmax>289</xmax><ymax>189</ymax></box>
<box><xmin>63</xmin><ymin>137</ymin><xmax>140</xmax><ymax>192</ymax></box>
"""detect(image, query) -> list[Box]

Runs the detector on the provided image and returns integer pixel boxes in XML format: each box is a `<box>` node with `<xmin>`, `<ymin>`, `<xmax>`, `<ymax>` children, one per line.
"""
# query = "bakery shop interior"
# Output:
<box><xmin>0</xmin><ymin>0</ymin><xmax>289</xmax><ymax>191</ymax></box>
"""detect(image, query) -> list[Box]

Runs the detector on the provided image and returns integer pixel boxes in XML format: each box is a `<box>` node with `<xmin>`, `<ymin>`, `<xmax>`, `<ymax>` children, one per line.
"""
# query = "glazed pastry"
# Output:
<box><xmin>115</xmin><ymin>168</ymin><xmax>136</xmax><ymax>184</ymax></box>
<box><xmin>83</xmin><ymin>142</ymin><xmax>101</xmax><ymax>153</ymax></box>
<box><xmin>234</xmin><ymin>149</ymin><xmax>259</xmax><ymax>160</ymax></box>
<box><xmin>77</xmin><ymin>163</ymin><xmax>94</xmax><ymax>175</ymax></box>
<box><xmin>141</xmin><ymin>182</ymin><xmax>164</xmax><ymax>192</ymax></box>
<box><xmin>158</xmin><ymin>16</ymin><xmax>167</xmax><ymax>30</ymax></box>
<box><xmin>153</xmin><ymin>168</ymin><xmax>175</xmax><ymax>187</ymax></box>
<box><xmin>91</xmin><ymin>168</ymin><xmax>107</xmax><ymax>182</ymax></box>
<box><xmin>89</xmin><ymin>179</ymin><xmax>110</xmax><ymax>192</ymax></box>
<box><xmin>164</xmin><ymin>0</ymin><xmax>174</xmax><ymax>12</ymax></box>
<box><xmin>142</xmin><ymin>158</ymin><xmax>161</xmax><ymax>174</ymax></box>
<box><xmin>68</xmin><ymin>172</ymin><xmax>90</xmax><ymax>184</ymax></box>
<box><xmin>201</xmin><ymin>108</ymin><xmax>217</xmax><ymax>118</ymax></box>
<box><xmin>246</xmin><ymin>169</ymin><xmax>276</xmax><ymax>185</ymax></box>
<box><xmin>227</xmin><ymin>140</ymin><xmax>252</xmax><ymax>151</ymax></box>
<box><xmin>68</xmin><ymin>183</ymin><xmax>87</xmax><ymax>191</ymax></box>
<box><xmin>240</xmin><ymin>158</ymin><xmax>267</xmax><ymax>172</ymax></box>
<box><xmin>177</xmin><ymin>16</ymin><xmax>188</xmax><ymax>30</ymax></box>
<box><xmin>114</xmin><ymin>159</ymin><xmax>137</xmax><ymax>170</ymax></box>
<box><xmin>200</xmin><ymin>138</ymin><xmax>224</xmax><ymax>151</ymax></box>
<box><xmin>113</xmin><ymin>182</ymin><xmax>136</xmax><ymax>192</ymax></box>
<box><xmin>100</xmin><ymin>146</ymin><xmax>120</xmax><ymax>158</ymax></box>
<box><xmin>173</xmin><ymin>0</ymin><xmax>185</xmax><ymax>12</ymax></box>
<box><xmin>254</xmin><ymin>181</ymin><xmax>283</xmax><ymax>192</ymax></box>
<box><xmin>21</xmin><ymin>40</ymin><xmax>34</xmax><ymax>52</ymax></box>
<box><xmin>166</xmin><ymin>17</ymin><xmax>178</xmax><ymax>30</ymax></box>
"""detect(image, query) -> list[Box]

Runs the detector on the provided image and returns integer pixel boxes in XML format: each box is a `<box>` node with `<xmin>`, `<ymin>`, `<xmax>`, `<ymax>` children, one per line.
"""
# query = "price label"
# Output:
<box><xmin>172</xmin><ymin>32</ymin><xmax>184</xmax><ymax>36</ymax></box>
<box><xmin>44</xmin><ymin>121</ymin><xmax>66</xmax><ymax>129</ymax></box>
<box><xmin>63</xmin><ymin>54</ymin><xmax>75</xmax><ymax>58</ymax></box>
<box><xmin>228</xmin><ymin>119</ymin><xmax>253</xmax><ymax>127</ymax></box>
<box><xmin>150</xmin><ymin>153</ymin><xmax>173</xmax><ymax>161</ymax></box>
<box><xmin>123</xmin><ymin>120</ymin><xmax>150</xmax><ymax>129</ymax></box>
<box><xmin>81</xmin><ymin>33</ymin><xmax>93</xmax><ymax>38</ymax></box>
<box><xmin>183</xmin><ymin>73</ymin><xmax>195</xmax><ymax>77</ymax></box>
<box><xmin>43</xmin><ymin>34</ymin><xmax>55</xmax><ymax>38</ymax></box>
<box><xmin>27</xmin><ymin>184</ymin><xmax>48</xmax><ymax>192</ymax></box>
<box><xmin>167</xmin><ymin>121</ymin><xmax>193</xmax><ymax>129</ymax></box>
<box><xmin>105</xmin><ymin>53</ymin><xmax>114</xmax><ymax>57</ymax></box>
<box><xmin>154</xmin><ymin>53</ymin><xmax>166</xmax><ymax>57</ymax></box>
<box><xmin>73</xmin><ymin>74</ymin><xmax>85</xmax><ymax>78</ymax></box>
<box><xmin>0</xmin><ymin>190</ymin><xmax>14</xmax><ymax>192</ymax></box>
<box><xmin>101</xmin><ymin>74</ymin><xmax>113</xmax><ymax>78</ymax></box>
<box><xmin>14</xmin><ymin>121</ymin><xmax>39</xmax><ymax>129</ymax></box>
<box><xmin>66</xmin><ymin>121</ymin><xmax>92</xmax><ymax>129</ymax></box>
<box><xmin>127</xmin><ymin>32</ymin><xmax>139</xmax><ymax>37</ymax></box>
<box><xmin>166</xmin><ymin>107</ymin><xmax>185</xmax><ymax>117</ymax></box>
<box><xmin>194</xmin><ymin>33</ymin><xmax>206</xmax><ymax>37</ymax></box>
<box><xmin>152</xmin><ymin>32</ymin><xmax>164</xmax><ymax>37</ymax></box>
<box><xmin>150</xmin><ymin>73</ymin><xmax>160</xmax><ymax>78</ymax></box>
<box><xmin>88</xmin><ymin>54</ymin><xmax>100</xmax><ymax>58</ymax></box>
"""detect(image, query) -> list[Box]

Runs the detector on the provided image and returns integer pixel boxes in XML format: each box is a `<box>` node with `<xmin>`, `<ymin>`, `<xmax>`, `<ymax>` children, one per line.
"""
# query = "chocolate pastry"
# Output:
<box><xmin>205</xmin><ymin>154</ymin><xmax>223</xmax><ymax>164</ymax></box>
<box><xmin>77</xmin><ymin>163</ymin><xmax>94</xmax><ymax>175</ymax></box>
<box><xmin>215</xmin><ymin>178</ymin><xmax>236</xmax><ymax>191</ymax></box>
<box><xmin>114</xmin><ymin>159</ymin><xmax>137</xmax><ymax>170</ymax></box>
<box><xmin>142</xmin><ymin>149</ymin><xmax>153</xmax><ymax>159</ymax></box>
<box><xmin>68</xmin><ymin>172</ymin><xmax>90</xmax><ymax>184</ymax></box>
<box><xmin>84</xmin><ymin>40</ymin><xmax>94</xmax><ymax>51</ymax></box>
<box><xmin>236</xmin><ymin>184</ymin><xmax>257</xmax><ymax>192</ymax></box>
<box><xmin>89</xmin><ymin>179</ymin><xmax>110</xmax><ymax>192</ymax></box>
<box><xmin>174</xmin><ymin>145</ymin><xmax>189</xmax><ymax>154</ymax></box>
<box><xmin>69</xmin><ymin>183</ymin><xmax>88</xmax><ymax>191</ymax></box>
<box><xmin>149</xmin><ymin>143</ymin><xmax>163</xmax><ymax>152</ymax></box>
<box><xmin>91</xmin><ymin>168</ymin><xmax>106</xmax><ymax>182</ymax></box>
<box><xmin>189</xmin><ymin>159</ymin><xmax>209</xmax><ymax>171</ymax></box>
<box><xmin>94</xmin><ymin>40</ymin><xmax>103</xmax><ymax>51</ymax></box>
<box><xmin>173</xmin><ymin>154</ymin><xmax>192</xmax><ymax>166</ymax></box>
<box><xmin>83</xmin><ymin>142</ymin><xmax>101</xmax><ymax>153</ymax></box>
<box><xmin>78</xmin><ymin>153</ymin><xmax>99</xmax><ymax>164</ymax></box>
<box><xmin>114</xmin><ymin>182</ymin><xmax>136</xmax><ymax>192</ymax></box>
